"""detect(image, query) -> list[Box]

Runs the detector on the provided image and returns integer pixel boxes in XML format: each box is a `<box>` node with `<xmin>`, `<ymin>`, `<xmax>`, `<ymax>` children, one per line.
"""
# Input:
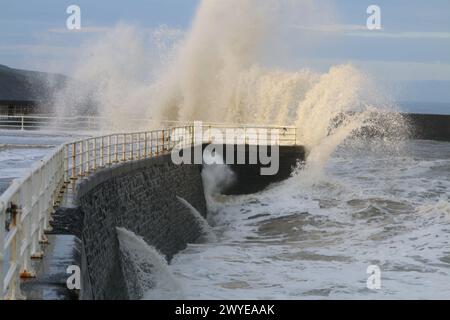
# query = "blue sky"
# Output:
<box><xmin>1</xmin><ymin>0</ymin><xmax>449</xmax><ymax>104</ymax></box>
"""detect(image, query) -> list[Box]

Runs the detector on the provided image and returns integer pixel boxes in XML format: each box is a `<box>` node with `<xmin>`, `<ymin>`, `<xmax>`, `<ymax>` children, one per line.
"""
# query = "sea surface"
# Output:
<box><xmin>164</xmin><ymin>139</ymin><xmax>450</xmax><ymax>299</ymax></box>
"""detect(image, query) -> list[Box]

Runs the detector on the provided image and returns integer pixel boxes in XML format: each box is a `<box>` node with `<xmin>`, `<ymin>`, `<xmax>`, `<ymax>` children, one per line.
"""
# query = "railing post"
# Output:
<box><xmin>93</xmin><ymin>138</ymin><xmax>97</xmax><ymax>171</ymax></box>
<box><xmin>108</xmin><ymin>135</ymin><xmax>112</xmax><ymax>166</ymax></box>
<box><xmin>21</xmin><ymin>116</ymin><xmax>24</xmax><ymax>131</ymax></box>
<box><xmin>86</xmin><ymin>140</ymin><xmax>90</xmax><ymax>175</ymax></box>
<box><xmin>144</xmin><ymin>132</ymin><xmax>148</xmax><ymax>158</ymax></box>
<box><xmin>79</xmin><ymin>141</ymin><xmax>84</xmax><ymax>177</ymax></box>
<box><xmin>130</xmin><ymin>134</ymin><xmax>134</xmax><ymax>160</ymax></box>
<box><xmin>64</xmin><ymin>145</ymin><xmax>69</xmax><ymax>183</ymax></box>
<box><xmin>30</xmin><ymin>169</ymin><xmax>44</xmax><ymax>259</ymax></box>
<box><xmin>155</xmin><ymin>132</ymin><xmax>159</xmax><ymax>155</ymax></box>
<box><xmin>150</xmin><ymin>132</ymin><xmax>153</xmax><ymax>156</ymax></box>
<box><xmin>171</xmin><ymin>128</ymin><xmax>175</xmax><ymax>149</ymax></box>
<box><xmin>295</xmin><ymin>128</ymin><xmax>297</xmax><ymax>145</ymax></box>
<box><xmin>114</xmin><ymin>135</ymin><xmax>119</xmax><ymax>163</ymax></box>
<box><xmin>71</xmin><ymin>143</ymin><xmax>77</xmax><ymax>181</ymax></box>
<box><xmin>162</xmin><ymin>130</ymin><xmax>165</xmax><ymax>153</ymax></box>
<box><xmin>9</xmin><ymin>201</ymin><xmax>24</xmax><ymax>299</ymax></box>
<box><xmin>138</xmin><ymin>133</ymin><xmax>142</xmax><ymax>159</ymax></box>
<box><xmin>122</xmin><ymin>134</ymin><xmax>126</xmax><ymax>162</ymax></box>
<box><xmin>100</xmin><ymin>137</ymin><xmax>104</xmax><ymax>167</ymax></box>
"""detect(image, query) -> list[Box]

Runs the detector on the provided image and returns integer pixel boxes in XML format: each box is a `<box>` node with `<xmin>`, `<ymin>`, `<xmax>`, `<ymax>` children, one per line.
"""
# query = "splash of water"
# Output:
<box><xmin>116</xmin><ymin>227</ymin><xmax>182</xmax><ymax>300</ymax></box>
<box><xmin>201</xmin><ymin>160</ymin><xmax>236</xmax><ymax>214</ymax></box>
<box><xmin>53</xmin><ymin>0</ymin><xmax>408</xmax><ymax>172</ymax></box>
<box><xmin>52</xmin><ymin>24</ymin><xmax>183</xmax><ymax>131</ymax></box>
<box><xmin>417</xmin><ymin>196</ymin><xmax>450</xmax><ymax>217</ymax></box>
<box><xmin>176</xmin><ymin>196</ymin><xmax>217</xmax><ymax>242</ymax></box>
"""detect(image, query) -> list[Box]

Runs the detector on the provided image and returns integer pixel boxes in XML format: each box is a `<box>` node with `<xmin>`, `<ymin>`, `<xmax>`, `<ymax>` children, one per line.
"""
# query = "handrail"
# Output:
<box><xmin>0</xmin><ymin>144</ymin><xmax>65</xmax><ymax>299</ymax></box>
<box><xmin>0</xmin><ymin>114</ymin><xmax>295</xmax><ymax>132</ymax></box>
<box><xmin>0</xmin><ymin>122</ymin><xmax>297</xmax><ymax>299</ymax></box>
<box><xmin>0</xmin><ymin>115</ymin><xmax>159</xmax><ymax>131</ymax></box>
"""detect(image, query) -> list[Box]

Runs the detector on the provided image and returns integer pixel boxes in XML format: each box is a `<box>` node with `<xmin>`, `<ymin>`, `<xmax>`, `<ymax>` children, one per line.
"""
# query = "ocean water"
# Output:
<box><xmin>161</xmin><ymin>139</ymin><xmax>450</xmax><ymax>300</ymax></box>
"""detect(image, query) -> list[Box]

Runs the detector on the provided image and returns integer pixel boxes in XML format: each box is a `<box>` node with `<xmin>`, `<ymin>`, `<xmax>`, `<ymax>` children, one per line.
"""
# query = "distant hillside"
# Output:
<box><xmin>0</xmin><ymin>64</ymin><xmax>69</xmax><ymax>103</ymax></box>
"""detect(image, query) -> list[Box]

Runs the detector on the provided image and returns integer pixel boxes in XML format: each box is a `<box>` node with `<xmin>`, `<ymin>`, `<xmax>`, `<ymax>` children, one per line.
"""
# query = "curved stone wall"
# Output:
<box><xmin>75</xmin><ymin>154</ymin><xmax>206</xmax><ymax>299</ymax></box>
<box><xmin>49</xmin><ymin>145</ymin><xmax>304</xmax><ymax>300</ymax></box>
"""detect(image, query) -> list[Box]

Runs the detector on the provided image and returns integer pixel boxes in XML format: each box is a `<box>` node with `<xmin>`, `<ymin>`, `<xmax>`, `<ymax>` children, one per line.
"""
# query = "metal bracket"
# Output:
<box><xmin>4</xmin><ymin>203</ymin><xmax>18</xmax><ymax>232</ymax></box>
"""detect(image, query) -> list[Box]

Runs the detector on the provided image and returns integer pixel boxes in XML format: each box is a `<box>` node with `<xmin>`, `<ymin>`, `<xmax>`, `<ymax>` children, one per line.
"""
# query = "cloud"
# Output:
<box><xmin>346</xmin><ymin>31</ymin><xmax>450</xmax><ymax>39</ymax></box>
<box><xmin>47</xmin><ymin>26</ymin><xmax>112</xmax><ymax>34</ymax></box>
<box><xmin>293</xmin><ymin>24</ymin><xmax>368</xmax><ymax>32</ymax></box>
<box><xmin>293</xmin><ymin>24</ymin><xmax>450</xmax><ymax>39</ymax></box>
<box><xmin>0</xmin><ymin>44</ymin><xmax>76</xmax><ymax>56</ymax></box>
<box><xmin>302</xmin><ymin>57</ymin><xmax>450</xmax><ymax>82</ymax></box>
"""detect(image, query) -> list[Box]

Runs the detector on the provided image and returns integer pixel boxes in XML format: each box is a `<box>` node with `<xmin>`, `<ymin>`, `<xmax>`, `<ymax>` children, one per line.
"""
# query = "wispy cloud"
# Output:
<box><xmin>0</xmin><ymin>44</ymin><xmax>77</xmax><ymax>55</ymax></box>
<box><xmin>302</xmin><ymin>57</ymin><xmax>450</xmax><ymax>82</ymax></box>
<box><xmin>293</xmin><ymin>24</ymin><xmax>450</xmax><ymax>39</ymax></box>
<box><xmin>346</xmin><ymin>31</ymin><xmax>450</xmax><ymax>39</ymax></box>
<box><xmin>293</xmin><ymin>24</ymin><xmax>368</xmax><ymax>33</ymax></box>
<box><xmin>47</xmin><ymin>26</ymin><xmax>112</xmax><ymax>34</ymax></box>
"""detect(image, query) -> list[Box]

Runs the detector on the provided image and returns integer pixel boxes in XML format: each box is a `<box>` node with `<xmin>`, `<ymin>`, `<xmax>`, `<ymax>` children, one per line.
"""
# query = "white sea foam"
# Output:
<box><xmin>167</xmin><ymin>140</ymin><xmax>450</xmax><ymax>299</ymax></box>
<box><xmin>417</xmin><ymin>196</ymin><xmax>450</xmax><ymax>217</ymax></box>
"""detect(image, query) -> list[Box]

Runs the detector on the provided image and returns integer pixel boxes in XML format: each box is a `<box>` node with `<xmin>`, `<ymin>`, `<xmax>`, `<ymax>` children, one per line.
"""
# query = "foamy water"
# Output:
<box><xmin>162</xmin><ymin>139</ymin><xmax>450</xmax><ymax>299</ymax></box>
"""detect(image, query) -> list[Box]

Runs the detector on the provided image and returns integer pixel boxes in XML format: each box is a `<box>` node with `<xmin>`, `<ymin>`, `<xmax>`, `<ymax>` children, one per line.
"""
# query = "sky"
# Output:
<box><xmin>0</xmin><ymin>0</ymin><xmax>449</xmax><ymax>105</ymax></box>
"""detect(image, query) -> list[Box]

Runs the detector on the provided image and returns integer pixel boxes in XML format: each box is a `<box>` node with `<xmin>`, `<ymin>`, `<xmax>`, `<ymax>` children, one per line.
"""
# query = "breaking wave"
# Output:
<box><xmin>54</xmin><ymin>0</ymin><xmax>408</xmax><ymax>167</ymax></box>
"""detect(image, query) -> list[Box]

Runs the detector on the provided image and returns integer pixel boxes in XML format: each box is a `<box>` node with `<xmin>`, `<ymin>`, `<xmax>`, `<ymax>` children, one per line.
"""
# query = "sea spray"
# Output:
<box><xmin>52</xmin><ymin>23</ymin><xmax>183</xmax><ymax>131</ymax></box>
<box><xmin>116</xmin><ymin>227</ymin><xmax>182</xmax><ymax>300</ymax></box>
<box><xmin>176</xmin><ymin>196</ymin><xmax>217</xmax><ymax>242</ymax></box>
<box><xmin>201</xmin><ymin>161</ymin><xmax>236</xmax><ymax>215</ymax></box>
<box><xmin>52</xmin><ymin>0</ymin><xmax>408</xmax><ymax>170</ymax></box>
<box><xmin>53</xmin><ymin>1</ymin><xmax>358</xmax><ymax>129</ymax></box>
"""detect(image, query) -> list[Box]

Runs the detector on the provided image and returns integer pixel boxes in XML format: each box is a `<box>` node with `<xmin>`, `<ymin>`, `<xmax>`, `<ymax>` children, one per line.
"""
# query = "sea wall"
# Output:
<box><xmin>59</xmin><ymin>154</ymin><xmax>207</xmax><ymax>300</ymax></box>
<box><xmin>49</xmin><ymin>145</ymin><xmax>305</xmax><ymax>300</ymax></box>
<box><xmin>356</xmin><ymin>113</ymin><xmax>450</xmax><ymax>142</ymax></box>
<box><xmin>405</xmin><ymin>113</ymin><xmax>450</xmax><ymax>141</ymax></box>
<box><xmin>201</xmin><ymin>144</ymin><xmax>305</xmax><ymax>194</ymax></box>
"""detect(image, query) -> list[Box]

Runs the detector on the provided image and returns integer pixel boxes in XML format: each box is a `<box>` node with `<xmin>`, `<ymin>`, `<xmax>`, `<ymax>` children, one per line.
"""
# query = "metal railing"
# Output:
<box><xmin>0</xmin><ymin>115</ymin><xmax>157</xmax><ymax>131</ymax></box>
<box><xmin>0</xmin><ymin>145</ymin><xmax>66</xmax><ymax>299</ymax></box>
<box><xmin>0</xmin><ymin>122</ymin><xmax>297</xmax><ymax>299</ymax></box>
<box><xmin>64</xmin><ymin>126</ymin><xmax>194</xmax><ymax>180</ymax></box>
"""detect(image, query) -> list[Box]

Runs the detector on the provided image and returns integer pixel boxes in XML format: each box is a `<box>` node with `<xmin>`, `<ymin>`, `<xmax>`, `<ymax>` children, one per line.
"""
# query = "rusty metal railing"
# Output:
<box><xmin>63</xmin><ymin>126</ymin><xmax>193</xmax><ymax>181</ymax></box>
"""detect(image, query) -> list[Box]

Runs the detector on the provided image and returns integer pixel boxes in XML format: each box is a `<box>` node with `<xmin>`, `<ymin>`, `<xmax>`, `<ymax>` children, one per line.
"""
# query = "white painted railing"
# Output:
<box><xmin>0</xmin><ymin>145</ymin><xmax>66</xmax><ymax>300</ymax></box>
<box><xmin>0</xmin><ymin>114</ymin><xmax>176</xmax><ymax>131</ymax></box>
<box><xmin>0</xmin><ymin>123</ymin><xmax>297</xmax><ymax>299</ymax></box>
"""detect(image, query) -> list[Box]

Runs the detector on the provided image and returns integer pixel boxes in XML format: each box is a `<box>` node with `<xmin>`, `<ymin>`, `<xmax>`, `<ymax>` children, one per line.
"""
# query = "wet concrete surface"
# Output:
<box><xmin>21</xmin><ymin>235</ymin><xmax>81</xmax><ymax>300</ymax></box>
